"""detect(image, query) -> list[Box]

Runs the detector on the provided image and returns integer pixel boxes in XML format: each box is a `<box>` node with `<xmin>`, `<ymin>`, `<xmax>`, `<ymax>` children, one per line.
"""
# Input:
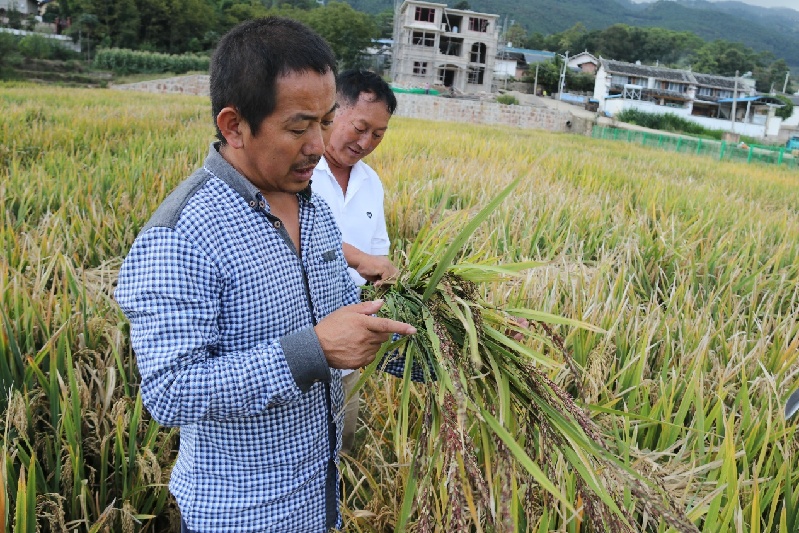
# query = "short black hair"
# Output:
<box><xmin>336</xmin><ymin>69</ymin><xmax>397</xmax><ymax>115</ymax></box>
<box><xmin>210</xmin><ymin>17</ymin><xmax>337</xmax><ymax>142</ymax></box>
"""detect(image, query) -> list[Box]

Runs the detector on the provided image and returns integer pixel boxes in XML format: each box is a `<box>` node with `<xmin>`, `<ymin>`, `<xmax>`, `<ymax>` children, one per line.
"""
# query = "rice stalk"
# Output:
<box><xmin>362</xmin><ymin>181</ymin><xmax>698</xmax><ymax>532</ymax></box>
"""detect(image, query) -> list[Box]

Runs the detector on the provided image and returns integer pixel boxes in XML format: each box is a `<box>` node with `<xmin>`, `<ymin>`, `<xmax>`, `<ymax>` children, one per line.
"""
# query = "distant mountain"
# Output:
<box><xmin>348</xmin><ymin>0</ymin><xmax>799</xmax><ymax>68</ymax></box>
<box><xmin>622</xmin><ymin>1</ymin><xmax>799</xmax><ymax>66</ymax></box>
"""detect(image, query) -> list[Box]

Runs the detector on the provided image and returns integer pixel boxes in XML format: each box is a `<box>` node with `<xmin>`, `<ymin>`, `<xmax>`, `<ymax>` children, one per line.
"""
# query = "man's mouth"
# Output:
<box><xmin>292</xmin><ymin>158</ymin><xmax>320</xmax><ymax>176</ymax></box>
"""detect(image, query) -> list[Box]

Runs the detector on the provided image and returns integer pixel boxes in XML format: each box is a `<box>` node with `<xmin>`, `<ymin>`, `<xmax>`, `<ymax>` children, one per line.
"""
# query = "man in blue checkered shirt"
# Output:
<box><xmin>115</xmin><ymin>17</ymin><xmax>416</xmax><ymax>532</ymax></box>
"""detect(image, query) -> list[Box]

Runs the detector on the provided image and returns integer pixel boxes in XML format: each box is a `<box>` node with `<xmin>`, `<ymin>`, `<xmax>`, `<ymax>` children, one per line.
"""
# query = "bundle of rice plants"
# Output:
<box><xmin>355</xmin><ymin>178</ymin><xmax>699</xmax><ymax>532</ymax></box>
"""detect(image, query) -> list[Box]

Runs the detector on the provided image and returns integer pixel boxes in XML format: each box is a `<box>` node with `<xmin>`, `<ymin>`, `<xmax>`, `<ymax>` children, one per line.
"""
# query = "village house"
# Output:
<box><xmin>494</xmin><ymin>46</ymin><xmax>558</xmax><ymax>81</ymax></box>
<box><xmin>391</xmin><ymin>0</ymin><xmax>499</xmax><ymax>94</ymax></box>
<box><xmin>567</xmin><ymin>51</ymin><xmax>598</xmax><ymax>74</ymax></box>
<box><xmin>0</xmin><ymin>0</ymin><xmax>37</xmax><ymax>15</ymax></box>
<box><xmin>594</xmin><ymin>58</ymin><xmax>785</xmax><ymax>138</ymax></box>
<box><xmin>0</xmin><ymin>0</ymin><xmax>38</xmax><ymax>16</ymax></box>
<box><xmin>494</xmin><ymin>50</ymin><xmax>526</xmax><ymax>80</ymax></box>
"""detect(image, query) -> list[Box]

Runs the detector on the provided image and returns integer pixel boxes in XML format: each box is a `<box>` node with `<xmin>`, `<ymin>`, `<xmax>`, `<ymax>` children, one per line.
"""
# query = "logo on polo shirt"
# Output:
<box><xmin>366</xmin><ymin>212</ymin><xmax>372</xmax><ymax>218</ymax></box>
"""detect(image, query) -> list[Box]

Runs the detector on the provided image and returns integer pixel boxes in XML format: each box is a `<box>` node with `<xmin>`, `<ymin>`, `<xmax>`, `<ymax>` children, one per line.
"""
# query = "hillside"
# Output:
<box><xmin>624</xmin><ymin>1</ymin><xmax>799</xmax><ymax>66</ymax></box>
<box><xmin>346</xmin><ymin>0</ymin><xmax>799</xmax><ymax>68</ymax></box>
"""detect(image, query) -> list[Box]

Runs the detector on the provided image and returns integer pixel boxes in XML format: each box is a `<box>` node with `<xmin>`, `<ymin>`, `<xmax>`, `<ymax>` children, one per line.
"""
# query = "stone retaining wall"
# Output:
<box><xmin>111</xmin><ymin>75</ymin><xmax>210</xmax><ymax>96</ymax></box>
<box><xmin>111</xmin><ymin>75</ymin><xmax>591</xmax><ymax>134</ymax></box>
<box><xmin>393</xmin><ymin>93</ymin><xmax>579</xmax><ymax>133</ymax></box>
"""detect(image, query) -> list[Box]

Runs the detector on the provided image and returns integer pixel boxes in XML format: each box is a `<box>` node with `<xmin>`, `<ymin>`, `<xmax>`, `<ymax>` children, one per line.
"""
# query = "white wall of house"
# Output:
<box><xmin>603</xmin><ymin>98</ymin><xmax>782</xmax><ymax>138</ymax></box>
<box><xmin>0</xmin><ymin>0</ymin><xmax>37</xmax><ymax>15</ymax></box>
<box><xmin>783</xmin><ymin>110</ymin><xmax>799</xmax><ymax>128</ymax></box>
<box><xmin>494</xmin><ymin>59</ymin><xmax>516</xmax><ymax>79</ymax></box>
<box><xmin>593</xmin><ymin>65</ymin><xmax>610</xmax><ymax>102</ymax></box>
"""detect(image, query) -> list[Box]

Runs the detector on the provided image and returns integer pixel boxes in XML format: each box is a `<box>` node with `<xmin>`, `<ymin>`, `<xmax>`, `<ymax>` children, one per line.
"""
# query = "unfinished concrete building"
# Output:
<box><xmin>391</xmin><ymin>0</ymin><xmax>499</xmax><ymax>95</ymax></box>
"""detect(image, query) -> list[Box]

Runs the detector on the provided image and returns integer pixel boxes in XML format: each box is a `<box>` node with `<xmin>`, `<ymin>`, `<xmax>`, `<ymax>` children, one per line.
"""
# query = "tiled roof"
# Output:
<box><xmin>692</xmin><ymin>73</ymin><xmax>736</xmax><ymax>90</ymax></box>
<box><xmin>602</xmin><ymin>59</ymin><xmax>693</xmax><ymax>83</ymax></box>
<box><xmin>600</xmin><ymin>59</ymin><xmax>749</xmax><ymax>93</ymax></box>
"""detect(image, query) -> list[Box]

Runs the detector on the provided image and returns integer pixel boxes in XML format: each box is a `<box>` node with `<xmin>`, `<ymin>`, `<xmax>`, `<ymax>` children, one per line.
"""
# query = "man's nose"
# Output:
<box><xmin>303</xmin><ymin>124</ymin><xmax>325</xmax><ymax>155</ymax></box>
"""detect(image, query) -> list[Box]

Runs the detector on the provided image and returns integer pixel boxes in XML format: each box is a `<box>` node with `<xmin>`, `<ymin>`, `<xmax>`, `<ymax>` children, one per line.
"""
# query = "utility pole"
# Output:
<box><xmin>501</xmin><ymin>16</ymin><xmax>511</xmax><ymax>90</ymax></box>
<box><xmin>784</xmin><ymin>71</ymin><xmax>790</xmax><ymax>94</ymax></box>
<box><xmin>533</xmin><ymin>63</ymin><xmax>539</xmax><ymax>96</ymax></box>
<box><xmin>730</xmin><ymin>69</ymin><xmax>739</xmax><ymax>134</ymax></box>
<box><xmin>558</xmin><ymin>51</ymin><xmax>568</xmax><ymax>100</ymax></box>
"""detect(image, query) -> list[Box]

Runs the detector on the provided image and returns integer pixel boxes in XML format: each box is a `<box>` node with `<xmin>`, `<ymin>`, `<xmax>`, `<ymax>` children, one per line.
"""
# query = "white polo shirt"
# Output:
<box><xmin>312</xmin><ymin>156</ymin><xmax>391</xmax><ymax>288</ymax></box>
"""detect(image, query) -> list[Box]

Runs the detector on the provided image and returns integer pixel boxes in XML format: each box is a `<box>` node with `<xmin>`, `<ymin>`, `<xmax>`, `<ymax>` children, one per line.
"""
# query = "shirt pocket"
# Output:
<box><xmin>307</xmin><ymin>246</ymin><xmax>348</xmax><ymax>318</ymax></box>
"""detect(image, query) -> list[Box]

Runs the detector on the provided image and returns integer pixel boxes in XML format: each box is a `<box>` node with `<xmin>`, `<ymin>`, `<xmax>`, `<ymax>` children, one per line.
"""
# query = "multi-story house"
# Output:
<box><xmin>391</xmin><ymin>0</ymin><xmax>499</xmax><ymax>94</ymax></box>
<box><xmin>594</xmin><ymin>59</ymin><xmax>785</xmax><ymax>138</ymax></box>
<box><xmin>0</xmin><ymin>0</ymin><xmax>38</xmax><ymax>16</ymax></box>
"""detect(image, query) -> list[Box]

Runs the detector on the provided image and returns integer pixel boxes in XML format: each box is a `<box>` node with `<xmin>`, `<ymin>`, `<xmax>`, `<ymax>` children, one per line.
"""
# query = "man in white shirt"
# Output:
<box><xmin>313</xmin><ymin>69</ymin><xmax>399</xmax><ymax>452</ymax></box>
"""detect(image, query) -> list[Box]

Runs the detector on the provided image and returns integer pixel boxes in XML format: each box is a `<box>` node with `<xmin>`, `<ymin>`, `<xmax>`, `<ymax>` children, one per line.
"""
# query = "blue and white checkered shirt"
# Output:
<box><xmin>116</xmin><ymin>143</ymin><xmax>361</xmax><ymax>532</ymax></box>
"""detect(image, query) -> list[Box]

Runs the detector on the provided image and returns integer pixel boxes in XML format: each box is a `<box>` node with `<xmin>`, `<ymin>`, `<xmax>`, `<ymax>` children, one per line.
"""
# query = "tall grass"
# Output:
<box><xmin>3</xmin><ymin>85</ymin><xmax>799</xmax><ymax>531</ymax></box>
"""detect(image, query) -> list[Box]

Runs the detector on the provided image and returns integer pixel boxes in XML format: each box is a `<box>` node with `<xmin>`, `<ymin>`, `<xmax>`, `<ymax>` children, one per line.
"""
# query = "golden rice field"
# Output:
<box><xmin>3</xmin><ymin>84</ymin><xmax>799</xmax><ymax>532</ymax></box>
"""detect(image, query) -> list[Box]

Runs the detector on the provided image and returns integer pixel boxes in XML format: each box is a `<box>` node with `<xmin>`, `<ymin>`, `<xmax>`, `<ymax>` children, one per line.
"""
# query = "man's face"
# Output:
<box><xmin>235</xmin><ymin>70</ymin><xmax>337</xmax><ymax>195</ymax></box>
<box><xmin>326</xmin><ymin>92</ymin><xmax>392</xmax><ymax>168</ymax></box>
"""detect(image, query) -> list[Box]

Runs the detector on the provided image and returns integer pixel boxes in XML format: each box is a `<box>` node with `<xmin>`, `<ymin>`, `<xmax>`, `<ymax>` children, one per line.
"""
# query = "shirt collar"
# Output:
<box><xmin>204</xmin><ymin>142</ymin><xmax>313</xmax><ymax>209</ymax></box>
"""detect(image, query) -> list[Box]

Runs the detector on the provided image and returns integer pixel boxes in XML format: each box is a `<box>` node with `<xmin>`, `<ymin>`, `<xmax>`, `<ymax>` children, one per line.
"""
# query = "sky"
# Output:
<box><xmin>631</xmin><ymin>0</ymin><xmax>798</xmax><ymax>9</ymax></box>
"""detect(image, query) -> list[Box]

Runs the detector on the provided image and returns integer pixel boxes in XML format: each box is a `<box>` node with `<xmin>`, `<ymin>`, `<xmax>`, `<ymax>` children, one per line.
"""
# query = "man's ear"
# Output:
<box><xmin>216</xmin><ymin>106</ymin><xmax>246</xmax><ymax>149</ymax></box>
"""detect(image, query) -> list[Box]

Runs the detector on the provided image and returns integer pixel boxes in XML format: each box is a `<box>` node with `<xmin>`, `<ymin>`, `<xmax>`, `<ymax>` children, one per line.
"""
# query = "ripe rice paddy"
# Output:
<box><xmin>3</xmin><ymin>85</ymin><xmax>799</xmax><ymax>532</ymax></box>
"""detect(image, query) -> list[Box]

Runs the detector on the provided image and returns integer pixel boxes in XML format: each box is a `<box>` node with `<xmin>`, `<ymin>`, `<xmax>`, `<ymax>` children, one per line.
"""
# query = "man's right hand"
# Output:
<box><xmin>314</xmin><ymin>300</ymin><xmax>416</xmax><ymax>369</ymax></box>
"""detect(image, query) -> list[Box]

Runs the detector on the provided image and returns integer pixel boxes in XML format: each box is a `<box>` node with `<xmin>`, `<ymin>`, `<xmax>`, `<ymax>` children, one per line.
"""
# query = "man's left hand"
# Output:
<box><xmin>343</xmin><ymin>243</ymin><xmax>399</xmax><ymax>286</ymax></box>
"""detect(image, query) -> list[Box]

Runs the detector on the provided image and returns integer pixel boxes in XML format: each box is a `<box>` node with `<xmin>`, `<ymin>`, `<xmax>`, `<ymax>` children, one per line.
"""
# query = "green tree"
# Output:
<box><xmin>754</xmin><ymin>59</ymin><xmax>793</xmax><ymax>94</ymax></box>
<box><xmin>112</xmin><ymin>0</ymin><xmax>141</xmax><ymax>49</ymax></box>
<box><xmin>220</xmin><ymin>0</ymin><xmax>270</xmax><ymax>34</ymax></box>
<box><xmin>525</xmin><ymin>32</ymin><xmax>547</xmax><ymax>50</ymax></box>
<box><xmin>169</xmin><ymin>0</ymin><xmax>216</xmax><ymax>52</ymax></box>
<box><xmin>0</xmin><ymin>32</ymin><xmax>22</xmax><ymax>78</ymax></box>
<box><xmin>523</xmin><ymin>59</ymin><xmax>560</xmax><ymax>94</ymax></box>
<box><xmin>135</xmin><ymin>0</ymin><xmax>216</xmax><ymax>52</ymax></box>
<box><xmin>7</xmin><ymin>8</ymin><xmax>23</xmax><ymax>29</ymax></box>
<box><xmin>556</xmin><ymin>22</ymin><xmax>587</xmax><ymax>54</ymax></box>
<box><xmin>374</xmin><ymin>9</ymin><xmax>393</xmax><ymax>39</ymax></box>
<box><xmin>302</xmin><ymin>2</ymin><xmax>377</xmax><ymax>69</ymax></box>
<box><xmin>594</xmin><ymin>24</ymin><xmax>636</xmax><ymax>62</ymax></box>
<box><xmin>504</xmin><ymin>23</ymin><xmax>527</xmax><ymax>49</ymax></box>
<box><xmin>692</xmin><ymin>40</ymin><xmax>757</xmax><ymax>77</ymax></box>
<box><xmin>775</xmin><ymin>95</ymin><xmax>793</xmax><ymax>120</ymax></box>
<box><xmin>18</xmin><ymin>34</ymin><xmax>53</xmax><ymax>59</ymax></box>
<box><xmin>452</xmin><ymin>1</ymin><xmax>470</xmax><ymax>9</ymax></box>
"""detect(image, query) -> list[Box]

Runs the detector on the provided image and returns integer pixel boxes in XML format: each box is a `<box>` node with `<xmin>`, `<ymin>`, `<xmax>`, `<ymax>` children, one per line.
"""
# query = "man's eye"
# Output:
<box><xmin>322</xmin><ymin>120</ymin><xmax>334</xmax><ymax>128</ymax></box>
<box><xmin>291</xmin><ymin>129</ymin><xmax>307</xmax><ymax>135</ymax></box>
<box><xmin>354</xmin><ymin>126</ymin><xmax>366</xmax><ymax>134</ymax></box>
<box><xmin>372</xmin><ymin>133</ymin><xmax>383</xmax><ymax>140</ymax></box>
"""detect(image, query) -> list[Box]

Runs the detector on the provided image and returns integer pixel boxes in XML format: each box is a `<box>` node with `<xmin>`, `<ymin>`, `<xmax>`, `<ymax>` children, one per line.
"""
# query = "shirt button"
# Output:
<box><xmin>249</xmin><ymin>201</ymin><xmax>256</xmax><ymax>208</ymax></box>
<box><xmin>274</xmin><ymin>220</ymin><xmax>281</xmax><ymax>229</ymax></box>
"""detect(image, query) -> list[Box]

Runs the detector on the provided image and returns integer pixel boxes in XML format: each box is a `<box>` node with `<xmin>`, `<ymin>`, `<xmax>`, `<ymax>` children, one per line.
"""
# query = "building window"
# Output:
<box><xmin>415</xmin><ymin>7</ymin><xmax>435</xmax><ymax>22</ymax></box>
<box><xmin>718</xmin><ymin>90</ymin><xmax>732</xmax><ymax>98</ymax></box>
<box><xmin>468</xmin><ymin>17</ymin><xmax>489</xmax><ymax>32</ymax></box>
<box><xmin>413</xmin><ymin>62</ymin><xmax>428</xmax><ymax>76</ymax></box>
<box><xmin>666</xmin><ymin>82</ymin><xmax>685</xmax><ymax>93</ymax></box>
<box><xmin>470</xmin><ymin>42</ymin><xmax>486</xmax><ymax>64</ymax></box>
<box><xmin>412</xmin><ymin>31</ymin><xmax>435</xmax><ymax>47</ymax></box>
<box><xmin>611</xmin><ymin>75</ymin><xmax>642</xmax><ymax>86</ymax></box>
<box><xmin>467</xmin><ymin>66</ymin><xmax>485</xmax><ymax>84</ymax></box>
<box><xmin>439</xmin><ymin>36</ymin><xmax>462</xmax><ymax>56</ymax></box>
<box><xmin>698</xmin><ymin>86</ymin><xmax>713</xmax><ymax>96</ymax></box>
